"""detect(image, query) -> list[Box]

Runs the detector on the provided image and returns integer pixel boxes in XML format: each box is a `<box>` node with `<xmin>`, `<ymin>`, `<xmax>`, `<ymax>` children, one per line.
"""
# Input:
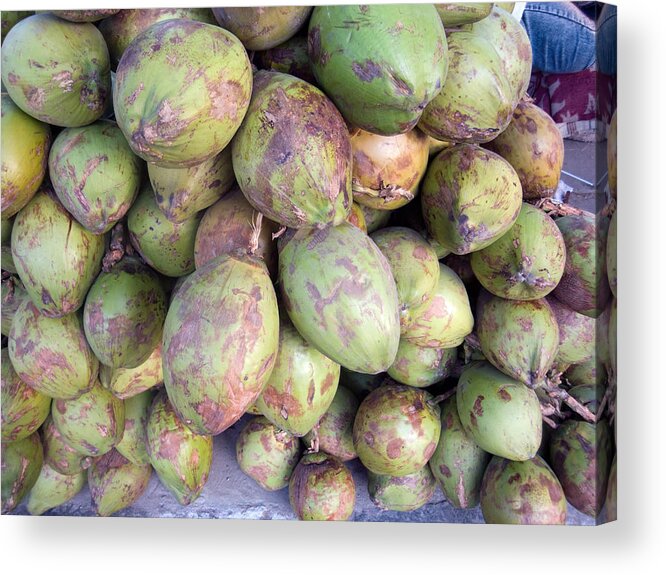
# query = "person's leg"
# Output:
<box><xmin>521</xmin><ymin>2</ymin><xmax>596</xmax><ymax>73</ymax></box>
<box><xmin>596</xmin><ymin>4</ymin><xmax>617</xmax><ymax>77</ymax></box>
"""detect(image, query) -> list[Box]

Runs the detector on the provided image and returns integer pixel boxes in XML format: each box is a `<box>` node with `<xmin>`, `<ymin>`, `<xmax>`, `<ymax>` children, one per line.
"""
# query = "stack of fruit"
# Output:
<box><xmin>1</xmin><ymin>4</ymin><xmax>616</xmax><ymax>524</ymax></box>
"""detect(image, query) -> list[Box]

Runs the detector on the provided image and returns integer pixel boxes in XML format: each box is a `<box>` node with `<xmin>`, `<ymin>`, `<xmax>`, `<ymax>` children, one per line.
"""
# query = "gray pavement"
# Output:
<box><xmin>12</xmin><ymin>412</ymin><xmax>598</xmax><ymax>525</ymax></box>
<box><xmin>560</xmin><ymin>139</ymin><xmax>609</xmax><ymax>213</ymax></box>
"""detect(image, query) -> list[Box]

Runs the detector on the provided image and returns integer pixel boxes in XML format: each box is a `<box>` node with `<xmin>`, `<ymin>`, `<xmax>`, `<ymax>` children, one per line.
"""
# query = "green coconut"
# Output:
<box><xmin>470</xmin><ymin>202</ymin><xmax>566</xmax><ymax>300</ymax></box>
<box><xmin>607</xmin><ymin>210</ymin><xmax>617</xmax><ymax>298</ymax></box>
<box><xmin>608</xmin><ymin>297</ymin><xmax>617</xmax><ymax>384</ymax></box>
<box><xmin>350</xmin><ymin>127</ymin><xmax>430</xmax><ymax>210</ymax></box>
<box><xmin>367</xmin><ymin>466</ymin><xmax>436</xmax><ymax>512</ymax></box>
<box><xmin>303</xmin><ymin>386</ymin><xmax>359</xmax><ymax>462</ymax></box>
<box><xmin>232</xmin><ymin>71</ymin><xmax>352</xmax><ymax>229</ymax></box>
<box><xmin>566</xmin><ymin>359</ymin><xmax>606</xmax><ymax>388</ymax></box>
<box><xmin>421</xmin><ymin>144</ymin><xmax>523</xmax><ymax>255</ymax></box>
<box><xmin>550</xmin><ymin>419</ymin><xmax>612</xmax><ymax>517</ymax></box>
<box><xmin>1</xmin><ymin>348</ymin><xmax>51</xmax><ymax>442</ymax></box>
<box><xmin>480</xmin><ymin>455</ymin><xmax>567</xmax><ymax>524</ymax></box>
<box><xmin>236</xmin><ymin>416</ymin><xmax>301</xmax><ymax>491</ymax></box>
<box><xmin>146</xmin><ymin>391</ymin><xmax>213</xmax><ymax>506</ymax></box>
<box><xmin>608</xmin><ymin>111</ymin><xmax>617</xmax><ymax>198</ymax></box>
<box><xmin>359</xmin><ymin>204</ymin><xmax>392</xmax><ymax>233</ymax></box>
<box><xmin>339</xmin><ymin>370</ymin><xmax>384</xmax><ymax>401</ymax></box>
<box><xmin>41</xmin><ymin>415</ymin><xmax>93</xmax><ymax>476</ymax></box>
<box><xmin>8</xmin><ymin>299</ymin><xmax>99</xmax><ymax>399</ymax></box>
<box><xmin>88</xmin><ymin>448</ymin><xmax>152</xmax><ymax>516</ymax></box>
<box><xmin>83</xmin><ymin>257</ymin><xmax>167</xmax><ymax>369</ymax></box>
<box><xmin>308</xmin><ymin>4</ymin><xmax>448</xmax><ymax>136</ymax></box>
<box><xmin>289</xmin><ymin>452</ymin><xmax>356</xmax><ymax>520</ymax></box>
<box><xmin>115</xmin><ymin>390</ymin><xmax>154</xmax><ymax>465</ymax></box>
<box><xmin>212</xmin><ymin>6</ymin><xmax>312</xmax><ymax>51</ymax></box>
<box><xmin>1</xmin><ymin>218</ymin><xmax>12</xmax><ymax>250</ymax></box>
<box><xmin>255</xmin><ymin>320</ymin><xmax>340</xmax><ymax>438</ymax></box>
<box><xmin>547</xmin><ymin>296</ymin><xmax>595</xmax><ymax>366</ymax></box>
<box><xmin>1</xmin><ymin>431</ymin><xmax>43</xmax><ymax>513</ymax></box>
<box><xmin>1</xmin><ymin>14</ymin><xmax>110</xmax><ymax>127</ymax></box>
<box><xmin>443</xmin><ymin>253</ymin><xmax>478</xmax><ymax>287</ymax></box>
<box><xmin>386</xmin><ymin>192</ymin><xmax>444</xmax><ymax>254</ymax></box>
<box><xmin>11</xmin><ymin>189</ymin><xmax>105</xmax><ymax>317</ymax></box>
<box><xmin>353</xmin><ymin>384</ymin><xmax>441</xmax><ymax>476</ymax></box>
<box><xmin>1</xmin><ymin>11</ymin><xmax>33</xmax><ymax>42</ymax></box>
<box><xmin>470</xmin><ymin>5</ymin><xmax>533</xmax><ymax>101</ymax></box>
<box><xmin>402</xmin><ymin>263</ymin><xmax>474</xmax><ymax>348</ymax></box>
<box><xmin>26</xmin><ymin>463</ymin><xmax>86</xmax><ymax>515</ymax></box>
<box><xmin>98</xmin><ymin>8</ymin><xmax>217</xmax><ymax>70</ymax></box>
<box><xmin>52</xmin><ymin>381</ymin><xmax>125</xmax><ymax>457</ymax></box>
<box><xmin>163</xmin><ymin>253</ymin><xmax>279</xmax><ymax>436</ymax></box>
<box><xmin>1</xmin><ymin>276</ymin><xmax>27</xmax><ymax>336</ymax></box>
<box><xmin>476</xmin><ymin>292</ymin><xmax>559</xmax><ymax>387</ymax></box>
<box><xmin>418</xmin><ymin>30</ymin><xmax>513</xmax><ymax>143</ymax></box>
<box><xmin>127</xmin><ymin>184</ymin><xmax>200</xmax><ymax>277</ymax></box>
<box><xmin>1</xmin><ymin>94</ymin><xmax>51</xmax><ymax>219</ymax></box>
<box><xmin>193</xmin><ymin>188</ymin><xmax>279</xmax><ymax>277</ymax></box>
<box><xmin>346</xmin><ymin>203</ymin><xmax>368</xmax><ymax>233</ymax></box>
<box><xmin>487</xmin><ymin>102</ymin><xmax>564</xmax><ymax>199</ymax></box>
<box><xmin>388</xmin><ymin>341</ymin><xmax>457</xmax><ymax>389</ymax></box>
<box><xmin>279</xmin><ymin>222</ymin><xmax>401</xmax><ymax>374</ymax></box>
<box><xmin>147</xmin><ymin>146</ymin><xmax>235</xmax><ymax>224</ymax></box>
<box><xmin>430</xmin><ymin>397</ymin><xmax>491</xmax><ymax>508</ymax></box>
<box><xmin>114</xmin><ymin>19</ymin><xmax>252</xmax><ymax>167</ymax></box>
<box><xmin>99</xmin><ymin>343</ymin><xmax>162</xmax><ymax>400</ymax></box>
<box><xmin>245</xmin><ymin>402</ymin><xmax>262</xmax><ymax>416</ymax></box>
<box><xmin>256</xmin><ymin>35</ymin><xmax>316</xmax><ymax>84</ymax></box>
<box><xmin>553</xmin><ymin>213</ymin><xmax>612</xmax><ymax>318</ymax></box>
<box><xmin>51</xmin><ymin>10</ymin><xmax>120</xmax><ymax>23</ymax></box>
<box><xmin>605</xmin><ymin>455</ymin><xmax>617</xmax><ymax>521</ymax></box>
<box><xmin>426</xmin><ymin>134</ymin><xmax>455</xmax><ymax>157</ymax></box>
<box><xmin>370</xmin><ymin>227</ymin><xmax>441</xmax><ymax>326</ymax></box>
<box><xmin>48</xmin><ymin>121</ymin><xmax>143</xmax><ymax>234</ymax></box>
<box><xmin>456</xmin><ymin>362</ymin><xmax>542</xmax><ymax>461</ymax></box>
<box><xmin>435</xmin><ymin>3</ymin><xmax>494</xmax><ymax>27</ymax></box>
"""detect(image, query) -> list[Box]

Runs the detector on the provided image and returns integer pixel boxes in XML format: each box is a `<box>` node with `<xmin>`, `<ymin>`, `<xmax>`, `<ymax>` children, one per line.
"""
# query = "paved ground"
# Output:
<box><xmin>560</xmin><ymin>139</ymin><xmax>609</xmax><ymax>213</ymax></box>
<box><xmin>10</xmin><ymin>140</ymin><xmax>607</xmax><ymax>525</ymax></box>
<box><xmin>13</xmin><ymin>412</ymin><xmax>599</xmax><ymax>525</ymax></box>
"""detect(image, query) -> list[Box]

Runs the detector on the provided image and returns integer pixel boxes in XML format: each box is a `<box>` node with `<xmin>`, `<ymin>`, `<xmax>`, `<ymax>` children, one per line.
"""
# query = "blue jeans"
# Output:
<box><xmin>596</xmin><ymin>4</ymin><xmax>617</xmax><ymax>76</ymax></box>
<box><xmin>521</xmin><ymin>2</ymin><xmax>597</xmax><ymax>73</ymax></box>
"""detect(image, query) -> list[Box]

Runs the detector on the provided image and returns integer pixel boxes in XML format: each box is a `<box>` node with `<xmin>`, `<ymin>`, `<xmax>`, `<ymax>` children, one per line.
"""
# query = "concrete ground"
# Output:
<box><xmin>560</xmin><ymin>139</ymin><xmax>609</xmax><ymax>213</ymax></box>
<box><xmin>10</xmin><ymin>140</ymin><xmax>607</xmax><ymax>525</ymax></box>
<box><xmin>13</xmin><ymin>412</ymin><xmax>599</xmax><ymax>525</ymax></box>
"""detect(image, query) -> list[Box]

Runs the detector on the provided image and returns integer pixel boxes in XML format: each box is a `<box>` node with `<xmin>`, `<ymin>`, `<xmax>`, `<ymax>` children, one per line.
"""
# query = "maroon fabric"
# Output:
<box><xmin>528</xmin><ymin>69</ymin><xmax>616</xmax><ymax>137</ymax></box>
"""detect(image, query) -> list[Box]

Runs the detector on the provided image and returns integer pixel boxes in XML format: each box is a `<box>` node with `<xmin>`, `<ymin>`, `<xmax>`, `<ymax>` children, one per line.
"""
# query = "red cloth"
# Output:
<box><xmin>528</xmin><ymin>70</ymin><xmax>616</xmax><ymax>139</ymax></box>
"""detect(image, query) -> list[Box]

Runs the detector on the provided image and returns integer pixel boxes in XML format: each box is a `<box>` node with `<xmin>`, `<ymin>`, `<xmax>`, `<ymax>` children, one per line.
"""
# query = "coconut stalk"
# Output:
<box><xmin>533</xmin><ymin>197</ymin><xmax>587</xmax><ymax>218</ymax></box>
<box><xmin>102</xmin><ymin>221</ymin><xmax>136</xmax><ymax>271</ymax></box>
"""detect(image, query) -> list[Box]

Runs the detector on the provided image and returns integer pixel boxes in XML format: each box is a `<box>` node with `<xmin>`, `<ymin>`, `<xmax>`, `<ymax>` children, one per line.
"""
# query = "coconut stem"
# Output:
<box><xmin>534</xmin><ymin>197</ymin><xmax>587</xmax><ymax>218</ymax></box>
<box><xmin>596</xmin><ymin>386</ymin><xmax>610</xmax><ymax>422</ymax></box>
<box><xmin>102</xmin><ymin>222</ymin><xmax>127</xmax><ymax>272</ymax></box>
<box><xmin>248</xmin><ymin>211</ymin><xmax>263</xmax><ymax>256</ymax></box>
<box><xmin>307</xmin><ymin>424</ymin><xmax>320</xmax><ymax>454</ymax></box>
<box><xmin>272</xmin><ymin>226</ymin><xmax>287</xmax><ymax>241</ymax></box>
<box><xmin>352</xmin><ymin>182</ymin><xmax>414</xmax><ymax>206</ymax></box>
<box><xmin>431</xmin><ymin>387</ymin><xmax>457</xmax><ymax>406</ymax></box>
<box><xmin>540</xmin><ymin>406</ymin><xmax>558</xmax><ymax>429</ymax></box>
<box><xmin>547</xmin><ymin>387</ymin><xmax>597</xmax><ymax>423</ymax></box>
<box><xmin>464</xmin><ymin>333</ymin><xmax>482</xmax><ymax>352</ymax></box>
